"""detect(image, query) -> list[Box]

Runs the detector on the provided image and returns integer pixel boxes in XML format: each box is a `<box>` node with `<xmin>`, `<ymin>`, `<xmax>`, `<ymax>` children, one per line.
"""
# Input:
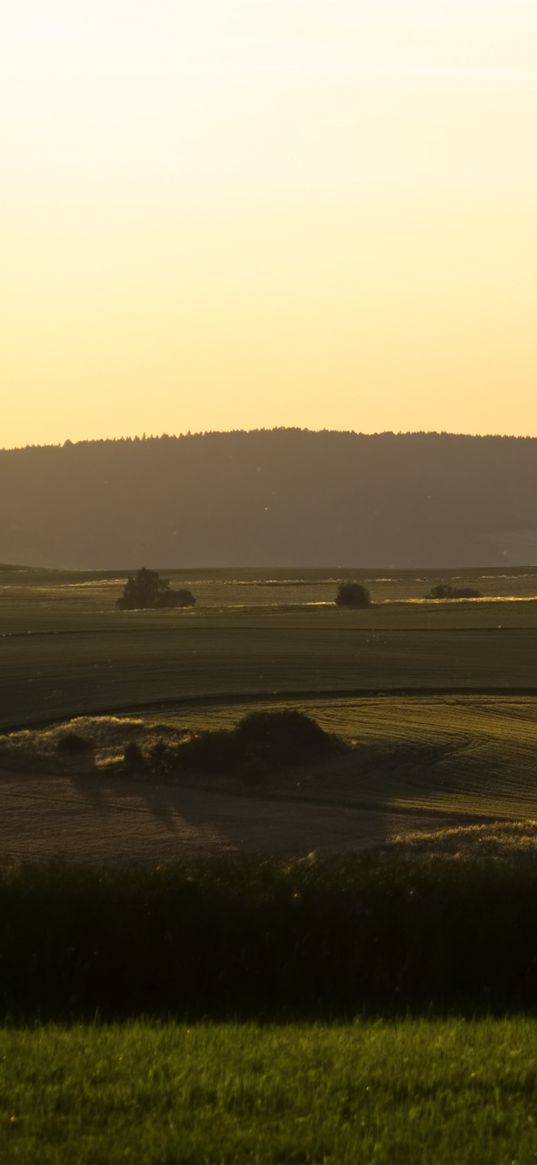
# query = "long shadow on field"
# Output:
<box><xmin>61</xmin><ymin>767</ymin><xmax>394</xmax><ymax>857</ymax></box>
<box><xmin>67</xmin><ymin>772</ymin><xmax>180</xmax><ymax>833</ymax></box>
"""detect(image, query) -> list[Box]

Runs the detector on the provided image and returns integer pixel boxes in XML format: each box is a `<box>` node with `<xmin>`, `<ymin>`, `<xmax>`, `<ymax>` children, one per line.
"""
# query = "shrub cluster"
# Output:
<box><xmin>125</xmin><ymin>710</ymin><xmax>344</xmax><ymax>782</ymax></box>
<box><xmin>426</xmin><ymin>583</ymin><xmax>481</xmax><ymax>599</ymax></box>
<box><xmin>335</xmin><ymin>582</ymin><xmax>371</xmax><ymax>607</ymax></box>
<box><xmin>56</xmin><ymin>732</ymin><xmax>93</xmax><ymax>756</ymax></box>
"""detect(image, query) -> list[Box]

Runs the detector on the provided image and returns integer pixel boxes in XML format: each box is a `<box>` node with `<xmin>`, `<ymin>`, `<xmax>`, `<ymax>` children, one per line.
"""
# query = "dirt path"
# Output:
<box><xmin>0</xmin><ymin>767</ymin><xmax>466</xmax><ymax>862</ymax></box>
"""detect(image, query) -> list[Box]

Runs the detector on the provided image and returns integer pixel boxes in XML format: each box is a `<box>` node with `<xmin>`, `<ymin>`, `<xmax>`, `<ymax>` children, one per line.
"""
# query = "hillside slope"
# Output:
<box><xmin>1</xmin><ymin>429</ymin><xmax>537</xmax><ymax>568</ymax></box>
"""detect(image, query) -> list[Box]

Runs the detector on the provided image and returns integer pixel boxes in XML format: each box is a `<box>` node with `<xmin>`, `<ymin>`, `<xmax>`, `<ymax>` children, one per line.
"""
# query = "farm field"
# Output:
<box><xmin>2</xmin><ymin>694</ymin><xmax>537</xmax><ymax>862</ymax></box>
<box><xmin>3</xmin><ymin>566</ymin><xmax>537</xmax><ymax>730</ymax></box>
<box><xmin>0</xmin><ymin>768</ymin><xmax>450</xmax><ymax>863</ymax></box>
<box><xmin>3</xmin><ymin>563</ymin><xmax>537</xmax><ymax>853</ymax></box>
<box><xmin>6</xmin><ymin>624</ymin><xmax>537</xmax><ymax>732</ymax></box>
<box><xmin>2</xmin><ymin>1017</ymin><xmax>537</xmax><ymax>1165</ymax></box>
<box><xmin>5</xmin><ymin>694</ymin><xmax>537</xmax><ymax>824</ymax></box>
<box><xmin>152</xmin><ymin>693</ymin><xmax>537</xmax><ymax>820</ymax></box>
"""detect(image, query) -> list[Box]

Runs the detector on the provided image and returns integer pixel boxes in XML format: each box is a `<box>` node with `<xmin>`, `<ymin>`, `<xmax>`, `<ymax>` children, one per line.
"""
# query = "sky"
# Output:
<box><xmin>2</xmin><ymin>0</ymin><xmax>537</xmax><ymax>447</ymax></box>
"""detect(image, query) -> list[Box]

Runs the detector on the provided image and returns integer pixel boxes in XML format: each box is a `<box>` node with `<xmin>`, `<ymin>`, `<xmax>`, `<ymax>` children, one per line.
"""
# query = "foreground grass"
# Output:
<box><xmin>2</xmin><ymin>1018</ymin><xmax>537</xmax><ymax>1164</ymax></box>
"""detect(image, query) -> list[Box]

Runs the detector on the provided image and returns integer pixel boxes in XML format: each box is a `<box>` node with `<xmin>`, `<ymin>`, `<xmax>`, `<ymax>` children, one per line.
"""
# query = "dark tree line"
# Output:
<box><xmin>2</xmin><ymin>429</ymin><xmax>537</xmax><ymax>569</ymax></box>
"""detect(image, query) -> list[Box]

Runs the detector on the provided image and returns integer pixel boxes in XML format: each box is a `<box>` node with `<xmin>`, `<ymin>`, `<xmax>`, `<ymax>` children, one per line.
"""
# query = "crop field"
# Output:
<box><xmin>3</xmin><ymin>565</ymin><xmax>537</xmax><ymax>731</ymax></box>
<box><xmin>4</xmin><ymin>695</ymin><xmax>537</xmax><ymax>825</ymax></box>
<box><xmin>3</xmin><ymin>563</ymin><xmax>537</xmax><ymax>828</ymax></box>
<box><xmin>146</xmin><ymin>694</ymin><xmax>537</xmax><ymax>820</ymax></box>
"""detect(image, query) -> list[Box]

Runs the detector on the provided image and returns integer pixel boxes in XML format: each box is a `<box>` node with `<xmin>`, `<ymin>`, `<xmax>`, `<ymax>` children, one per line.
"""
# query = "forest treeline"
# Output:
<box><xmin>1</xmin><ymin>429</ymin><xmax>536</xmax><ymax>568</ymax></box>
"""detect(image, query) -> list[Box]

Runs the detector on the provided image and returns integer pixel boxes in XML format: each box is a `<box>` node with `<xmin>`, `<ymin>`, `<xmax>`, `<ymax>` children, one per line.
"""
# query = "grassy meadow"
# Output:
<box><xmin>3</xmin><ymin>1017</ymin><xmax>537</xmax><ymax>1165</ymax></box>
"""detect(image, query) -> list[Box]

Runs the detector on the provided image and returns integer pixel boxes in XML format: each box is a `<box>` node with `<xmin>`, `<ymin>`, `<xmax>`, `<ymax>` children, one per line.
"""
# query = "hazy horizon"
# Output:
<box><xmin>2</xmin><ymin>0</ymin><xmax>537</xmax><ymax>447</ymax></box>
<box><xmin>3</xmin><ymin>429</ymin><xmax>537</xmax><ymax>569</ymax></box>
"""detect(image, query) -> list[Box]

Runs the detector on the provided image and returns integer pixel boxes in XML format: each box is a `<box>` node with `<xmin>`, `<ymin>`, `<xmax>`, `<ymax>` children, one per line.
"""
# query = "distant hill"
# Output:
<box><xmin>1</xmin><ymin>429</ymin><xmax>537</xmax><ymax>569</ymax></box>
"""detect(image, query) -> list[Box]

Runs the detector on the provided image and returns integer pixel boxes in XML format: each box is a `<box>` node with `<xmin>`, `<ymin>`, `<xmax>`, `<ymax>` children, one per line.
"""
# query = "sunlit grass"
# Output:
<box><xmin>5</xmin><ymin>695</ymin><xmax>537</xmax><ymax>822</ymax></box>
<box><xmin>2</xmin><ymin>1018</ymin><xmax>537</xmax><ymax>1164</ymax></box>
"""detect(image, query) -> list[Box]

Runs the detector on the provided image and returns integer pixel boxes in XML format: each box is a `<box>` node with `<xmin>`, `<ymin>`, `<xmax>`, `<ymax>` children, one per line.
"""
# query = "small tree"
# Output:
<box><xmin>117</xmin><ymin>568</ymin><xmax>195</xmax><ymax>610</ymax></box>
<box><xmin>335</xmin><ymin>581</ymin><xmax>371</xmax><ymax>608</ymax></box>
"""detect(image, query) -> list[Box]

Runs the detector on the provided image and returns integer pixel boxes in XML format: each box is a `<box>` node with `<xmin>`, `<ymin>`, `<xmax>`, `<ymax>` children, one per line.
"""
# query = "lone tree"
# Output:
<box><xmin>117</xmin><ymin>568</ymin><xmax>196</xmax><ymax>610</ymax></box>
<box><xmin>335</xmin><ymin>581</ymin><xmax>371</xmax><ymax>608</ymax></box>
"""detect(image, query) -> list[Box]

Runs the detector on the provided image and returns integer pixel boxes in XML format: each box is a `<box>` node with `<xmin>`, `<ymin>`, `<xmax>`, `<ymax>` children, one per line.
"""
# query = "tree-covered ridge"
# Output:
<box><xmin>1</xmin><ymin>428</ymin><xmax>536</xmax><ymax>568</ymax></box>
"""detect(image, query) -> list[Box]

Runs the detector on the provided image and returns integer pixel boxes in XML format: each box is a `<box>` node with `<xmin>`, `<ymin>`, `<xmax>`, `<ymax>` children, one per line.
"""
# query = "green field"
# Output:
<box><xmin>3</xmin><ymin>565</ymin><xmax>537</xmax><ymax>731</ymax></box>
<box><xmin>2</xmin><ymin>1018</ymin><xmax>537</xmax><ymax>1164</ymax></box>
<box><xmin>4</xmin><ymin>563</ymin><xmax>537</xmax><ymax>821</ymax></box>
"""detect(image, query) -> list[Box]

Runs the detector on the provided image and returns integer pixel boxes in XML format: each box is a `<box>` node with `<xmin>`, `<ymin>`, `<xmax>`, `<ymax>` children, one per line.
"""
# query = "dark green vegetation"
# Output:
<box><xmin>6</xmin><ymin>694</ymin><xmax>537</xmax><ymax>820</ymax></box>
<box><xmin>2</xmin><ymin>839</ymin><xmax>537</xmax><ymax>1022</ymax></box>
<box><xmin>336</xmin><ymin>580</ymin><xmax>371</xmax><ymax>607</ymax></box>
<box><xmin>117</xmin><ymin>568</ymin><xmax>195</xmax><ymax>610</ymax></box>
<box><xmin>3</xmin><ymin>564</ymin><xmax>537</xmax><ymax>731</ymax></box>
<box><xmin>4</xmin><ymin>429</ymin><xmax>537</xmax><ymax>567</ymax></box>
<box><xmin>426</xmin><ymin>583</ymin><xmax>482</xmax><ymax>599</ymax></box>
<box><xmin>3</xmin><ymin>1018</ymin><xmax>537</xmax><ymax>1164</ymax></box>
<box><xmin>125</xmin><ymin>709</ymin><xmax>344</xmax><ymax>781</ymax></box>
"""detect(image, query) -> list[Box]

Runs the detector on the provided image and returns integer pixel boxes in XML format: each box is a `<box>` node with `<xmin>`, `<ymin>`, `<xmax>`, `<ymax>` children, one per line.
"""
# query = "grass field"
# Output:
<box><xmin>3</xmin><ymin>565</ymin><xmax>537</xmax><ymax>730</ymax></box>
<box><xmin>3</xmin><ymin>1018</ymin><xmax>537</xmax><ymax>1164</ymax></box>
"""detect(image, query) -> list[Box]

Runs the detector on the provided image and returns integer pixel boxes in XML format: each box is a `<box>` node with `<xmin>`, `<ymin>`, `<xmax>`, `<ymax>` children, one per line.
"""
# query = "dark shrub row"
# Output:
<box><xmin>1</xmin><ymin>850</ymin><xmax>537</xmax><ymax>1022</ymax></box>
<box><xmin>426</xmin><ymin>584</ymin><xmax>481</xmax><ymax>599</ymax></box>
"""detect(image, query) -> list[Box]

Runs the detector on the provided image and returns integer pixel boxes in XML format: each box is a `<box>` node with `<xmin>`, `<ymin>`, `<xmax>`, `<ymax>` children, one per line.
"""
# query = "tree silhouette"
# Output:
<box><xmin>335</xmin><ymin>581</ymin><xmax>371</xmax><ymax>608</ymax></box>
<box><xmin>117</xmin><ymin>568</ymin><xmax>195</xmax><ymax>610</ymax></box>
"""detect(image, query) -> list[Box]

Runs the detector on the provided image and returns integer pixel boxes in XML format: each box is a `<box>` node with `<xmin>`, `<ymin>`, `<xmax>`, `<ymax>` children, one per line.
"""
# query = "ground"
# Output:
<box><xmin>0</xmin><ymin>766</ymin><xmax>462</xmax><ymax>863</ymax></box>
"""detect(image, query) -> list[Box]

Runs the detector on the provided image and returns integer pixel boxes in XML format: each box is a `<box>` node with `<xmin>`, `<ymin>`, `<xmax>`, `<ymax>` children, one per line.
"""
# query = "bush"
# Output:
<box><xmin>158</xmin><ymin>587</ymin><xmax>196</xmax><ymax>609</ymax></box>
<box><xmin>123</xmin><ymin>741</ymin><xmax>146</xmax><ymax>770</ymax></box>
<box><xmin>56</xmin><ymin>732</ymin><xmax>93</xmax><ymax>755</ymax></box>
<box><xmin>335</xmin><ymin>581</ymin><xmax>371</xmax><ymax>608</ymax></box>
<box><xmin>141</xmin><ymin>710</ymin><xmax>344</xmax><ymax>781</ymax></box>
<box><xmin>426</xmin><ymin>584</ymin><xmax>481</xmax><ymax>600</ymax></box>
<box><xmin>236</xmin><ymin>709</ymin><xmax>337</xmax><ymax>765</ymax></box>
<box><xmin>174</xmin><ymin>730</ymin><xmax>241</xmax><ymax>777</ymax></box>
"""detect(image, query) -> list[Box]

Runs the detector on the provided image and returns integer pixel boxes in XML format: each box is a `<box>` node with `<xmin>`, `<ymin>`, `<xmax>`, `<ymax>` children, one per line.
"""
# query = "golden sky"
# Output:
<box><xmin>2</xmin><ymin>0</ymin><xmax>537</xmax><ymax>447</ymax></box>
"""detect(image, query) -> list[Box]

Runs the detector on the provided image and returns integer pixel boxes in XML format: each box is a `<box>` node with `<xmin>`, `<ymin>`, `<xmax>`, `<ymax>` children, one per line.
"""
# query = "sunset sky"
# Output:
<box><xmin>2</xmin><ymin>0</ymin><xmax>537</xmax><ymax>447</ymax></box>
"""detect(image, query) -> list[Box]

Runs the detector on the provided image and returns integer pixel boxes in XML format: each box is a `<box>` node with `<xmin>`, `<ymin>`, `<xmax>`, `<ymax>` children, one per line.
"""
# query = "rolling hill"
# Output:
<box><xmin>2</xmin><ymin>428</ymin><xmax>537</xmax><ymax>568</ymax></box>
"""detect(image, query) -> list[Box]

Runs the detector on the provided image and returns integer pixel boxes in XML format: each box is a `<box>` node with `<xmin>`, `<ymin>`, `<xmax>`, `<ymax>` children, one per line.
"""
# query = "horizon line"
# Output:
<box><xmin>2</xmin><ymin>427</ymin><xmax>537</xmax><ymax>454</ymax></box>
